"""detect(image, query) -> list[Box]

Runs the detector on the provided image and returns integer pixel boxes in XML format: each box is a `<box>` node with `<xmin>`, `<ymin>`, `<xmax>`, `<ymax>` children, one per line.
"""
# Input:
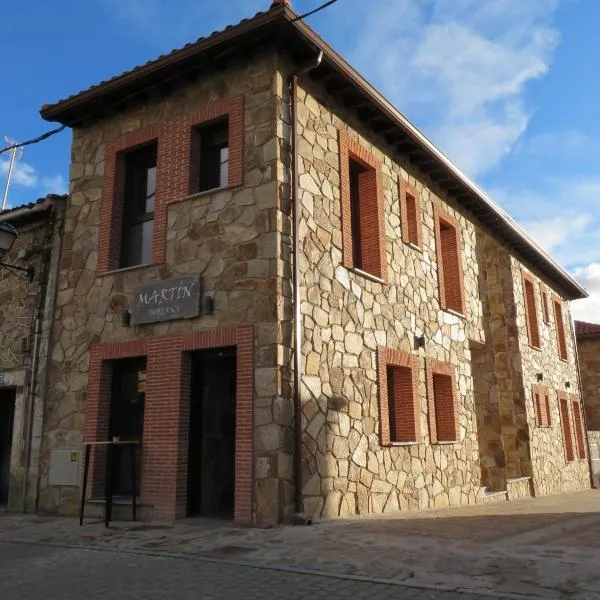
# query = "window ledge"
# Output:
<box><xmin>406</xmin><ymin>241</ymin><xmax>422</xmax><ymax>252</ymax></box>
<box><xmin>350</xmin><ymin>267</ymin><xmax>386</xmax><ymax>285</ymax></box>
<box><xmin>529</xmin><ymin>344</ymin><xmax>542</xmax><ymax>352</ymax></box>
<box><xmin>101</xmin><ymin>263</ymin><xmax>154</xmax><ymax>277</ymax></box>
<box><xmin>389</xmin><ymin>441</ymin><xmax>419</xmax><ymax>447</ymax></box>
<box><xmin>434</xmin><ymin>440</ymin><xmax>459</xmax><ymax>445</ymax></box>
<box><xmin>443</xmin><ymin>308</ymin><xmax>465</xmax><ymax>320</ymax></box>
<box><xmin>177</xmin><ymin>184</ymin><xmax>238</xmax><ymax>205</ymax></box>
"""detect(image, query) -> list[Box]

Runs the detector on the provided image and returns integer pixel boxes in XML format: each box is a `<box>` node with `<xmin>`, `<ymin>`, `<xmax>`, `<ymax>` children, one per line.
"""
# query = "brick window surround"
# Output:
<box><xmin>99</xmin><ymin>96</ymin><xmax>244</xmax><ymax>274</ymax></box>
<box><xmin>522</xmin><ymin>272</ymin><xmax>541</xmax><ymax>349</ymax></box>
<box><xmin>553</xmin><ymin>297</ymin><xmax>568</xmax><ymax>361</ymax></box>
<box><xmin>399</xmin><ymin>178</ymin><xmax>422</xmax><ymax>248</ymax></box>
<box><xmin>541</xmin><ymin>286</ymin><xmax>550</xmax><ymax>324</ymax></box>
<box><xmin>559</xmin><ymin>392</ymin><xmax>575</xmax><ymax>462</ymax></box>
<box><xmin>532</xmin><ymin>384</ymin><xmax>552</xmax><ymax>428</ymax></box>
<box><xmin>434</xmin><ymin>204</ymin><xmax>465</xmax><ymax>315</ymax></box>
<box><xmin>338</xmin><ymin>129</ymin><xmax>387</xmax><ymax>281</ymax></box>
<box><xmin>85</xmin><ymin>325</ymin><xmax>254</xmax><ymax>524</ymax></box>
<box><xmin>571</xmin><ymin>395</ymin><xmax>587</xmax><ymax>460</ymax></box>
<box><xmin>376</xmin><ymin>348</ymin><xmax>421</xmax><ymax>445</ymax></box>
<box><xmin>426</xmin><ymin>359</ymin><xmax>459</xmax><ymax>443</ymax></box>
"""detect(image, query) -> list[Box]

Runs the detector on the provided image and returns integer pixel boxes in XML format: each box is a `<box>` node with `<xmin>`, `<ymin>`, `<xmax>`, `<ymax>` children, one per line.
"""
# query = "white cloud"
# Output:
<box><xmin>0</xmin><ymin>158</ymin><xmax>38</xmax><ymax>188</ymax></box>
<box><xmin>40</xmin><ymin>175</ymin><xmax>68</xmax><ymax>196</ymax></box>
<box><xmin>1</xmin><ymin>156</ymin><xmax>67</xmax><ymax>205</ymax></box>
<box><xmin>523</xmin><ymin>214</ymin><xmax>593</xmax><ymax>254</ymax></box>
<box><xmin>348</xmin><ymin>0</ymin><xmax>560</xmax><ymax>178</ymax></box>
<box><xmin>522</xmin><ymin>129</ymin><xmax>595</xmax><ymax>157</ymax></box>
<box><xmin>571</xmin><ymin>263</ymin><xmax>600</xmax><ymax>323</ymax></box>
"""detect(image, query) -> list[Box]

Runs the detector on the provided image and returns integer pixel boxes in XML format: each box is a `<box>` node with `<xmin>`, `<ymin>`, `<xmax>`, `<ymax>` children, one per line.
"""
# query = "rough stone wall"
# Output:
<box><xmin>39</xmin><ymin>50</ymin><xmax>290</xmax><ymax>525</ymax></box>
<box><xmin>588</xmin><ymin>430</ymin><xmax>600</xmax><ymax>488</ymax></box>
<box><xmin>512</xmin><ymin>262</ymin><xmax>590</xmax><ymax>495</ymax></box>
<box><xmin>578</xmin><ymin>336</ymin><xmax>600</xmax><ymax>429</ymax></box>
<box><xmin>291</xmin><ymin>80</ymin><xmax>487</xmax><ymax>518</ymax></box>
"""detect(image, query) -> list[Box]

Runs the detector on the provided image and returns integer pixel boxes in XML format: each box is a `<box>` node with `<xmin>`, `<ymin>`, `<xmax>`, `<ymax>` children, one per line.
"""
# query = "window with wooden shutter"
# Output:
<box><xmin>426</xmin><ymin>359</ymin><xmax>459</xmax><ymax>443</ymax></box>
<box><xmin>523</xmin><ymin>275</ymin><xmax>541</xmax><ymax>349</ymax></box>
<box><xmin>541</xmin><ymin>287</ymin><xmax>550</xmax><ymax>324</ymax></box>
<box><xmin>559</xmin><ymin>394</ymin><xmax>575</xmax><ymax>461</ymax></box>
<box><xmin>532</xmin><ymin>385</ymin><xmax>551</xmax><ymax>427</ymax></box>
<box><xmin>377</xmin><ymin>349</ymin><xmax>420</xmax><ymax>445</ymax></box>
<box><xmin>572</xmin><ymin>398</ymin><xmax>586</xmax><ymax>460</ymax></box>
<box><xmin>399</xmin><ymin>179</ymin><xmax>422</xmax><ymax>248</ymax></box>
<box><xmin>339</xmin><ymin>130</ymin><xmax>386</xmax><ymax>281</ymax></box>
<box><xmin>434</xmin><ymin>206</ymin><xmax>465</xmax><ymax>315</ymax></box>
<box><xmin>553</xmin><ymin>299</ymin><xmax>568</xmax><ymax>360</ymax></box>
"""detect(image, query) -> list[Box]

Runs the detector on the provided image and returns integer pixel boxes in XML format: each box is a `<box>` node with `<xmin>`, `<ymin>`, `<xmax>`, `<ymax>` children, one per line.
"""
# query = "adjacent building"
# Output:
<box><xmin>0</xmin><ymin>195</ymin><xmax>65</xmax><ymax>510</ymax></box>
<box><xmin>35</xmin><ymin>1</ymin><xmax>591</xmax><ymax>525</ymax></box>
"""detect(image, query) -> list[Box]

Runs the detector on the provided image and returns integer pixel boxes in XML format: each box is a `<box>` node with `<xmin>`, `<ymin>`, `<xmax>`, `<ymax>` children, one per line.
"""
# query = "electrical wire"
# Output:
<box><xmin>0</xmin><ymin>125</ymin><xmax>66</xmax><ymax>156</ymax></box>
<box><xmin>291</xmin><ymin>0</ymin><xmax>340</xmax><ymax>22</ymax></box>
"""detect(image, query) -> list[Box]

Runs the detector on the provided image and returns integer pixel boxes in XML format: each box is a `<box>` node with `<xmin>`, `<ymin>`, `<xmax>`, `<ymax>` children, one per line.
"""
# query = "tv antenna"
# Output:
<box><xmin>2</xmin><ymin>136</ymin><xmax>24</xmax><ymax>211</ymax></box>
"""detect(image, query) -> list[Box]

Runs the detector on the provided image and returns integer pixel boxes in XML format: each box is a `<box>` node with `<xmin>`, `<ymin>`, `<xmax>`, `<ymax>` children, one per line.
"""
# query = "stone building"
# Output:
<box><xmin>0</xmin><ymin>195</ymin><xmax>65</xmax><ymax>511</ymax></box>
<box><xmin>37</xmin><ymin>1</ymin><xmax>590</xmax><ymax>525</ymax></box>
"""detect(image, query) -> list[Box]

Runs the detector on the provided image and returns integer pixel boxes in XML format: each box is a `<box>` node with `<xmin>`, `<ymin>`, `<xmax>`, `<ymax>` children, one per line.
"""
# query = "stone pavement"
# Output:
<box><xmin>1</xmin><ymin>490</ymin><xmax>600</xmax><ymax>599</ymax></box>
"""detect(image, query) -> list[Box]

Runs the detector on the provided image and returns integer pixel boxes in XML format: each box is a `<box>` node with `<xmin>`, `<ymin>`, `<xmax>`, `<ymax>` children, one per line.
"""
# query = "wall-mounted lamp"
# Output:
<box><xmin>0</xmin><ymin>223</ymin><xmax>34</xmax><ymax>281</ymax></box>
<box><xmin>203</xmin><ymin>295</ymin><xmax>215</xmax><ymax>316</ymax></box>
<box><xmin>414</xmin><ymin>334</ymin><xmax>426</xmax><ymax>350</ymax></box>
<box><xmin>565</xmin><ymin>381</ymin><xmax>571</xmax><ymax>389</ymax></box>
<box><xmin>121</xmin><ymin>311</ymin><xmax>131</xmax><ymax>328</ymax></box>
<box><xmin>536</xmin><ymin>373</ymin><xmax>544</xmax><ymax>382</ymax></box>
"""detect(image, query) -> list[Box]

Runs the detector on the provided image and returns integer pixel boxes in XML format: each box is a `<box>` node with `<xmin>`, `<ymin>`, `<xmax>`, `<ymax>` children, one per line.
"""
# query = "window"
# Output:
<box><xmin>523</xmin><ymin>276</ymin><xmax>541</xmax><ymax>349</ymax></box>
<box><xmin>339</xmin><ymin>130</ymin><xmax>387</xmax><ymax>281</ymax></box>
<box><xmin>435</xmin><ymin>209</ymin><xmax>464</xmax><ymax>314</ymax></box>
<box><xmin>572</xmin><ymin>399</ymin><xmax>586</xmax><ymax>460</ymax></box>
<box><xmin>532</xmin><ymin>385</ymin><xmax>551</xmax><ymax>427</ymax></box>
<box><xmin>377</xmin><ymin>349</ymin><xmax>420</xmax><ymax>445</ymax></box>
<box><xmin>541</xmin><ymin>287</ymin><xmax>550</xmax><ymax>324</ymax></box>
<box><xmin>192</xmin><ymin>119</ymin><xmax>229</xmax><ymax>193</ymax></box>
<box><xmin>553</xmin><ymin>299</ymin><xmax>568</xmax><ymax>360</ymax></box>
<box><xmin>426</xmin><ymin>359</ymin><xmax>459</xmax><ymax>443</ymax></box>
<box><xmin>120</xmin><ymin>143</ymin><xmax>157</xmax><ymax>268</ymax></box>
<box><xmin>559</xmin><ymin>395</ymin><xmax>575</xmax><ymax>461</ymax></box>
<box><xmin>399</xmin><ymin>179</ymin><xmax>422</xmax><ymax>248</ymax></box>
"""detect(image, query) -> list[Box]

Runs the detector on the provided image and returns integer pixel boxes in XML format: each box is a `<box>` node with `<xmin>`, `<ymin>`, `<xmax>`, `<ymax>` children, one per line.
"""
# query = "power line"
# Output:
<box><xmin>0</xmin><ymin>126</ymin><xmax>66</xmax><ymax>157</ymax></box>
<box><xmin>291</xmin><ymin>0</ymin><xmax>340</xmax><ymax>22</ymax></box>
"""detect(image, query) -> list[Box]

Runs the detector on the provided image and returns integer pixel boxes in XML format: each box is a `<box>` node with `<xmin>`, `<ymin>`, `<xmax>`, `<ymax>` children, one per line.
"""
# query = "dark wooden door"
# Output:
<box><xmin>0</xmin><ymin>389</ymin><xmax>16</xmax><ymax>505</ymax></box>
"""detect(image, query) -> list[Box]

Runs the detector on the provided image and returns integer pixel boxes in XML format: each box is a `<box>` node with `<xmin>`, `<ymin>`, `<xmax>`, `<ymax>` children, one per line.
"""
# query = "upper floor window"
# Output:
<box><xmin>541</xmin><ymin>286</ymin><xmax>550</xmax><ymax>324</ymax></box>
<box><xmin>426</xmin><ymin>359</ymin><xmax>459</xmax><ymax>443</ymax></box>
<box><xmin>523</xmin><ymin>275</ymin><xmax>541</xmax><ymax>349</ymax></box>
<box><xmin>399</xmin><ymin>179</ymin><xmax>422</xmax><ymax>248</ymax></box>
<box><xmin>193</xmin><ymin>119</ymin><xmax>229</xmax><ymax>193</ymax></box>
<box><xmin>553</xmin><ymin>298</ymin><xmax>568</xmax><ymax>360</ymax></box>
<box><xmin>120</xmin><ymin>143</ymin><xmax>157</xmax><ymax>268</ymax></box>
<box><xmin>338</xmin><ymin>130</ymin><xmax>387</xmax><ymax>281</ymax></box>
<box><xmin>435</xmin><ymin>209</ymin><xmax>464</xmax><ymax>315</ymax></box>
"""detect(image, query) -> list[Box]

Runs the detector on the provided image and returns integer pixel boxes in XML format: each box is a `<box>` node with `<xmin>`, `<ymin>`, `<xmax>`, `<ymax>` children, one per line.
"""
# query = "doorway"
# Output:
<box><xmin>108</xmin><ymin>358</ymin><xmax>146</xmax><ymax>496</ymax></box>
<box><xmin>0</xmin><ymin>388</ymin><xmax>16</xmax><ymax>506</ymax></box>
<box><xmin>187</xmin><ymin>347</ymin><xmax>236</xmax><ymax>518</ymax></box>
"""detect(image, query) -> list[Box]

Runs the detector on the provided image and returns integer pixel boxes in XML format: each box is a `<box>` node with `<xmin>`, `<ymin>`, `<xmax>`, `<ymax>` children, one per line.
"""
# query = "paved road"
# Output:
<box><xmin>0</xmin><ymin>541</ymin><xmax>509</xmax><ymax>600</ymax></box>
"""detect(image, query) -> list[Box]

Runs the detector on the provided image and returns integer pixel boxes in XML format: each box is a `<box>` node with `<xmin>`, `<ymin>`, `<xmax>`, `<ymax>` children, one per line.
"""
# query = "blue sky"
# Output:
<box><xmin>1</xmin><ymin>0</ymin><xmax>599</xmax><ymax>320</ymax></box>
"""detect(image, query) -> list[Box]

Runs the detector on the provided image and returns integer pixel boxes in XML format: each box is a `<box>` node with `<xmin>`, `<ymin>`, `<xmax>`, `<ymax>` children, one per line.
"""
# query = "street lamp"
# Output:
<box><xmin>0</xmin><ymin>222</ymin><xmax>34</xmax><ymax>280</ymax></box>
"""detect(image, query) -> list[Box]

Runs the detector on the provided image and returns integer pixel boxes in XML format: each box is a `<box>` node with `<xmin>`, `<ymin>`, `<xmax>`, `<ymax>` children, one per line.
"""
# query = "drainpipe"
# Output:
<box><xmin>290</xmin><ymin>51</ymin><xmax>323</xmax><ymax>518</ymax></box>
<box><xmin>570</xmin><ymin>310</ymin><xmax>595</xmax><ymax>488</ymax></box>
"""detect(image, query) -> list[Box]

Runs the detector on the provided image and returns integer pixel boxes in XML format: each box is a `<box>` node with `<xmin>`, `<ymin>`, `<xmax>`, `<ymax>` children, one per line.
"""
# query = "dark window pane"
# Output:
<box><xmin>349</xmin><ymin>158</ymin><xmax>368</xmax><ymax>269</ymax></box>
<box><xmin>197</xmin><ymin>120</ymin><xmax>229</xmax><ymax>192</ymax></box>
<box><xmin>122</xmin><ymin>220</ymin><xmax>153</xmax><ymax>267</ymax></box>
<box><xmin>146</xmin><ymin>166</ymin><xmax>156</xmax><ymax>213</ymax></box>
<box><xmin>141</xmin><ymin>220</ymin><xmax>153</xmax><ymax>265</ymax></box>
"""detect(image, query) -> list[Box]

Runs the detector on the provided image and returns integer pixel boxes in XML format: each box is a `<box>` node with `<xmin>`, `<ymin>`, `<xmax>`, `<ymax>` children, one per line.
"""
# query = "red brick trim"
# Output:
<box><xmin>558</xmin><ymin>392</ymin><xmax>575</xmax><ymax>462</ymax></box>
<box><xmin>399</xmin><ymin>179</ymin><xmax>422</xmax><ymax>248</ymax></box>
<box><xmin>338</xmin><ymin>129</ymin><xmax>387</xmax><ymax>281</ymax></box>
<box><xmin>552</xmin><ymin>296</ymin><xmax>568</xmax><ymax>361</ymax></box>
<box><xmin>433</xmin><ymin>203</ymin><xmax>465</xmax><ymax>315</ymax></box>
<box><xmin>532</xmin><ymin>384</ymin><xmax>551</xmax><ymax>427</ymax></box>
<box><xmin>376</xmin><ymin>348</ymin><xmax>421</xmax><ymax>445</ymax></box>
<box><xmin>522</xmin><ymin>271</ymin><xmax>541</xmax><ymax>349</ymax></box>
<box><xmin>84</xmin><ymin>325</ymin><xmax>254</xmax><ymax>525</ymax></box>
<box><xmin>540</xmin><ymin>285</ymin><xmax>550</xmax><ymax>324</ymax></box>
<box><xmin>426</xmin><ymin>358</ymin><xmax>459</xmax><ymax>443</ymax></box>
<box><xmin>571</xmin><ymin>394</ymin><xmax>587</xmax><ymax>460</ymax></box>
<box><xmin>99</xmin><ymin>96</ymin><xmax>244</xmax><ymax>273</ymax></box>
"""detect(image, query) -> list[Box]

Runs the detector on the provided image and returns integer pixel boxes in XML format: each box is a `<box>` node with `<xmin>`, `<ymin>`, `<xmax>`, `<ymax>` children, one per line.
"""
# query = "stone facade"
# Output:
<box><xmin>0</xmin><ymin>196</ymin><xmax>65</xmax><ymax>511</ymax></box>
<box><xmin>36</xmin><ymin>7</ymin><xmax>591</xmax><ymax>525</ymax></box>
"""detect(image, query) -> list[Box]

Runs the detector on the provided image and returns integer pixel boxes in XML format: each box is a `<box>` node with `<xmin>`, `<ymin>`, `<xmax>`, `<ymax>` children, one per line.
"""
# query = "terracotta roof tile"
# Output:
<box><xmin>575</xmin><ymin>321</ymin><xmax>600</xmax><ymax>338</ymax></box>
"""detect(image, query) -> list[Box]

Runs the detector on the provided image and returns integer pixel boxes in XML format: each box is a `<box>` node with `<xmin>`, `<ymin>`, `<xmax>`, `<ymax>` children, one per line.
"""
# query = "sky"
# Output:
<box><xmin>1</xmin><ymin>0</ymin><xmax>599</xmax><ymax>321</ymax></box>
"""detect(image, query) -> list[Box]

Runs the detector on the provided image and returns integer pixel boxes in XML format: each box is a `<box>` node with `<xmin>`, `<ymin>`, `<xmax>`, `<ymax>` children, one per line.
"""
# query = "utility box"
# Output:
<box><xmin>48</xmin><ymin>449</ymin><xmax>81</xmax><ymax>487</ymax></box>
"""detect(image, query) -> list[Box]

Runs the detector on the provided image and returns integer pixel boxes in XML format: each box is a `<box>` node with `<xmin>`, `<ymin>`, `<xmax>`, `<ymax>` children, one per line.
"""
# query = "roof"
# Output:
<box><xmin>0</xmin><ymin>195</ymin><xmax>67</xmax><ymax>224</ymax></box>
<box><xmin>39</xmin><ymin>4</ymin><xmax>588</xmax><ymax>301</ymax></box>
<box><xmin>575</xmin><ymin>321</ymin><xmax>600</xmax><ymax>339</ymax></box>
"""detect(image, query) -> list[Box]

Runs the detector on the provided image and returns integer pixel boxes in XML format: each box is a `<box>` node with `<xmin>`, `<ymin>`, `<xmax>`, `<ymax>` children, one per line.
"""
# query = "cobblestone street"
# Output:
<box><xmin>0</xmin><ymin>541</ymin><xmax>510</xmax><ymax>600</ymax></box>
<box><xmin>1</xmin><ymin>490</ymin><xmax>600</xmax><ymax>599</ymax></box>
